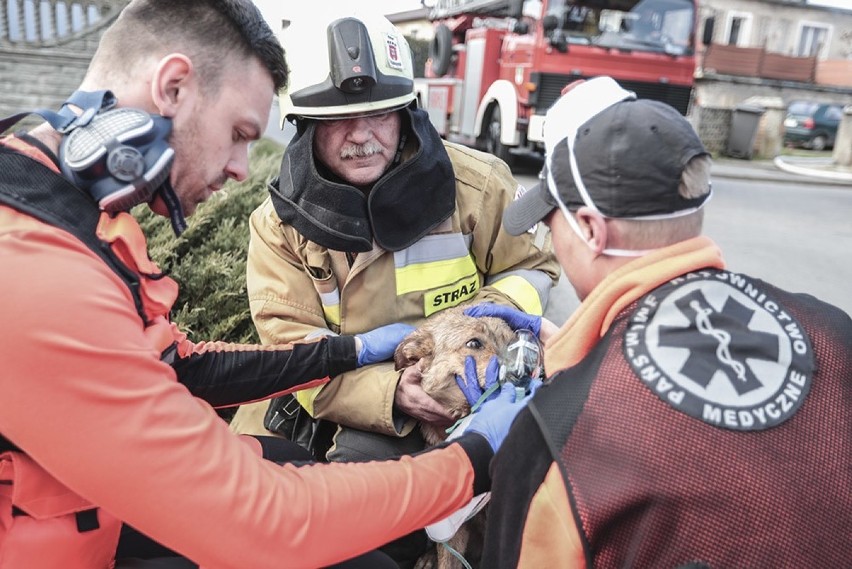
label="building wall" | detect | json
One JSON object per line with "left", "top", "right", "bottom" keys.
{"left": 388, "top": 8, "right": 434, "bottom": 40}
{"left": 696, "top": 75, "right": 852, "bottom": 109}
{"left": 692, "top": 75, "right": 852, "bottom": 156}
{"left": 394, "top": 20, "right": 434, "bottom": 41}
{"left": 692, "top": 0, "right": 852, "bottom": 156}
{"left": 699, "top": 0, "right": 852, "bottom": 60}
{"left": 0, "top": 0, "right": 127, "bottom": 119}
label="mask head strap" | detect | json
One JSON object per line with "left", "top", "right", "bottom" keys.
{"left": 0, "top": 90, "right": 116, "bottom": 135}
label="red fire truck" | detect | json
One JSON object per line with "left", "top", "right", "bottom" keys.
{"left": 414, "top": 0, "right": 700, "bottom": 164}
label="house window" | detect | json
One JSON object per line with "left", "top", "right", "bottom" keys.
{"left": 796, "top": 22, "right": 831, "bottom": 58}
{"left": 725, "top": 11, "right": 752, "bottom": 47}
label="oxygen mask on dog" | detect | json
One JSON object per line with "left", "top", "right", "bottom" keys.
{"left": 498, "top": 329, "right": 543, "bottom": 397}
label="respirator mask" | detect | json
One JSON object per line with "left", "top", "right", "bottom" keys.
{"left": 0, "top": 90, "right": 186, "bottom": 235}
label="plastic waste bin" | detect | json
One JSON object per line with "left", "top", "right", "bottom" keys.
{"left": 727, "top": 104, "right": 765, "bottom": 159}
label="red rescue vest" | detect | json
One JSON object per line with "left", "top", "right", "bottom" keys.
{"left": 534, "top": 270, "right": 852, "bottom": 567}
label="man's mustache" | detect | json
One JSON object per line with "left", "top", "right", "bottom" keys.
{"left": 340, "top": 142, "right": 384, "bottom": 159}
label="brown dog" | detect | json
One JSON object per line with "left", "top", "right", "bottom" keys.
{"left": 393, "top": 307, "right": 514, "bottom": 569}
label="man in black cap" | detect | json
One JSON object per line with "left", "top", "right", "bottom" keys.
{"left": 469, "top": 76, "right": 852, "bottom": 568}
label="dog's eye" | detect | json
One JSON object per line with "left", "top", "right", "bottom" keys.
{"left": 465, "top": 339, "right": 483, "bottom": 349}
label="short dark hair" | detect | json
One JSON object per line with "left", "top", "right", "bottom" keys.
{"left": 92, "top": 0, "right": 288, "bottom": 93}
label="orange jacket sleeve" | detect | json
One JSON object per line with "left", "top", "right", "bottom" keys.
{"left": 0, "top": 209, "right": 494, "bottom": 568}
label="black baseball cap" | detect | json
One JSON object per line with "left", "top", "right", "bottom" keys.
{"left": 504, "top": 76, "right": 711, "bottom": 236}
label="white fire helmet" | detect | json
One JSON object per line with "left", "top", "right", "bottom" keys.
{"left": 277, "top": 10, "right": 416, "bottom": 123}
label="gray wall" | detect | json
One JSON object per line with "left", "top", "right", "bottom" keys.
{"left": 0, "top": 0, "right": 126, "bottom": 119}
{"left": 696, "top": 75, "right": 852, "bottom": 110}
{"left": 692, "top": 74, "right": 852, "bottom": 157}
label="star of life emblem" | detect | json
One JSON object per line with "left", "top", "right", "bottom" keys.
{"left": 623, "top": 270, "right": 814, "bottom": 431}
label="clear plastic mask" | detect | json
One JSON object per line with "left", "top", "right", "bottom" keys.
{"left": 498, "top": 329, "right": 543, "bottom": 393}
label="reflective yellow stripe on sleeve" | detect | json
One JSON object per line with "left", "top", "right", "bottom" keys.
{"left": 294, "top": 385, "right": 323, "bottom": 416}
{"left": 320, "top": 289, "right": 341, "bottom": 326}
{"left": 489, "top": 275, "right": 543, "bottom": 315}
{"left": 394, "top": 233, "right": 479, "bottom": 317}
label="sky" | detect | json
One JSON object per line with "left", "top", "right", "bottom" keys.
{"left": 807, "top": 0, "right": 852, "bottom": 7}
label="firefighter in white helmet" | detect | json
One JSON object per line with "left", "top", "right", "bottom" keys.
{"left": 231, "top": 12, "right": 559, "bottom": 565}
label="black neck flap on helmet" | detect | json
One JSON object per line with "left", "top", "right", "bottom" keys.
{"left": 268, "top": 106, "right": 456, "bottom": 253}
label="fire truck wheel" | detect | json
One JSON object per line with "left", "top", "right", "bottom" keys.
{"left": 481, "top": 105, "right": 514, "bottom": 167}
{"left": 429, "top": 24, "right": 453, "bottom": 77}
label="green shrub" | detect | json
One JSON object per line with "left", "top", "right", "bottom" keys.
{"left": 134, "top": 138, "right": 285, "bottom": 344}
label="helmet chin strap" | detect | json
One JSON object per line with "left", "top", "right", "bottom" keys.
{"left": 390, "top": 132, "right": 407, "bottom": 168}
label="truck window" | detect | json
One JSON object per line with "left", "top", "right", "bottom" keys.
{"left": 546, "top": 0, "right": 694, "bottom": 55}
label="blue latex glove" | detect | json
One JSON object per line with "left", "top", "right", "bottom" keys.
{"left": 455, "top": 355, "right": 500, "bottom": 407}
{"left": 466, "top": 379, "right": 543, "bottom": 452}
{"left": 355, "top": 323, "right": 416, "bottom": 367}
{"left": 464, "top": 303, "right": 542, "bottom": 337}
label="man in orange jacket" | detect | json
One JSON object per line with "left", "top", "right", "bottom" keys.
{"left": 0, "top": 2, "right": 533, "bottom": 568}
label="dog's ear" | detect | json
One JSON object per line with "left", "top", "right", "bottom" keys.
{"left": 393, "top": 328, "right": 435, "bottom": 371}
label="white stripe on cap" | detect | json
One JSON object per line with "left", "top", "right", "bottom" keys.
{"left": 544, "top": 77, "right": 636, "bottom": 216}
{"left": 544, "top": 77, "right": 655, "bottom": 257}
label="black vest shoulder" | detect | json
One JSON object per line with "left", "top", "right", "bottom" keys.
{"left": 0, "top": 146, "right": 146, "bottom": 453}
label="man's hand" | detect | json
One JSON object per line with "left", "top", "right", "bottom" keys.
{"left": 394, "top": 361, "right": 455, "bottom": 425}
{"left": 464, "top": 303, "right": 542, "bottom": 335}
{"left": 467, "top": 379, "right": 543, "bottom": 452}
{"left": 464, "top": 303, "right": 558, "bottom": 343}
{"left": 455, "top": 356, "right": 500, "bottom": 407}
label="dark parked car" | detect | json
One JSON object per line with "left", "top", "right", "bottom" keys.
{"left": 783, "top": 101, "right": 844, "bottom": 151}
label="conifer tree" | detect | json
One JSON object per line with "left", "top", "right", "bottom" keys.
{"left": 135, "top": 139, "right": 285, "bottom": 344}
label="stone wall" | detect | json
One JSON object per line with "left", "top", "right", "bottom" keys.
{"left": 1, "top": 44, "right": 95, "bottom": 119}
{"left": 694, "top": 106, "right": 733, "bottom": 155}
{"left": 696, "top": 74, "right": 852, "bottom": 110}
{"left": 834, "top": 106, "right": 852, "bottom": 167}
